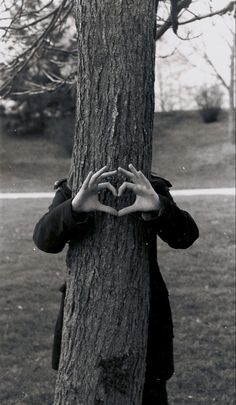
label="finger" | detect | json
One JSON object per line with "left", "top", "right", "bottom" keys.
{"left": 118, "top": 204, "right": 137, "bottom": 217}
{"left": 89, "top": 165, "right": 108, "bottom": 185}
{"left": 118, "top": 167, "right": 135, "bottom": 180}
{"left": 82, "top": 171, "right": 93, "bottom": 189}
{"left": 99, "top": 170, "right": 117, "bottom": 180}
{"left": 97, "top": 203, "right": 118, "bottom": 216}
{"left": 138, "top": 170, "right": 150, "bottom": 186}
{"left": 118, "top": 182, "right": 135, "bottom": 197}
{"left": 128, "top": 163, "right": 140, "bottom": 177}
{"left": 98, "top": 182, "right": 117, "bottom": 197}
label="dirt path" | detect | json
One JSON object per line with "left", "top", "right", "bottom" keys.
{"left": 0, "top": 188, "right": 235, "bottom": 199}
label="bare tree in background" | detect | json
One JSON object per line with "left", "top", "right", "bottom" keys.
{"left": 198, "top": 37, "right": 235, "bottom": 139}
{"left": 155, "top": 2, "right": 235, "bottom": 136}
{"left": 186, "top": 8, "right": 235, "bottom": 139}
{"left": 204, "top": 17, "right": 236, "bottom": 140}
{"left": 155, "top": 46, "right": 194, "bottom": 111}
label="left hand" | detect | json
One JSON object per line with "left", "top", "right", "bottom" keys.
{"left": 117, "top": 164, "right": 160, "bottom": 217}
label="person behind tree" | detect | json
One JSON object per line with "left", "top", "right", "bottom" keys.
{"left": 33, "top": 163, "right": 199, "bottom": 405}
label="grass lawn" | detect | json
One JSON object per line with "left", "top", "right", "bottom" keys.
{"left": 160, "top": 196, "right": 235, "bottom": 404}
{"left": 0, "top": 196, "right": 235, "bottom": 404}
{"left": 152, "top": 111, "right": 235, "bottom": 189}
{"left": 0, "top": 110, "right": 235, "bottom": 192}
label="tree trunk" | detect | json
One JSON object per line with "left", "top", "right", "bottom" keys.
{"left": 228, "top": 34, "right": 235, "bottom": 142}
{"left": 54, "top": 1, "right": 157, "bottom": 404}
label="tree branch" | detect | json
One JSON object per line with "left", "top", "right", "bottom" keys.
{"left": 156, "top": 0, "right": 192, "bottom": 40}
{"left": 170, "top": 0, "right": 179, "bottom": 33}
{"left": 179, "top": 1, "right": 236, "bottom": 26}
{"left": 8, "top": 9, "right": 56, "bottom": 31}
{"left": 202, "top": 51, "right": 230, "bottom": 90}
{"left": 156, "top": 0, "right": 235, "bottom": 40}
{"left": 0, "top": 0, "right": 71, "bottom": 97}
{"left": 10, "top": 72, "right": 76, "bottom": 96}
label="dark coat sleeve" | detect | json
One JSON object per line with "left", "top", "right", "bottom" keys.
{"left": 33, "top": 180, "right": 91, "bottom": 253}
{"left": 143, "top": 176, "right": 199, "bottom": 249}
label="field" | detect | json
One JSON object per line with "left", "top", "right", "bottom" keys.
{"left": 0, "top": 110, "right": 235, "bottom": 192}
{"left": 0, "top": 111, "right": 235, "bottom": 404}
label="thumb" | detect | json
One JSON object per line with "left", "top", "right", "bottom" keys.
{"left": 118, "top": 204, "right": 137, "bottom": 217}
{"left": 97, "top": 203, "right": 118, "bottom": 216}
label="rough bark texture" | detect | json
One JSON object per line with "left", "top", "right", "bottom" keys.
{"left": 54, "top": 1, "right": 157, "bottom": 404}
{"left": 228, "top": 35, "right": 235, "bottom": 141}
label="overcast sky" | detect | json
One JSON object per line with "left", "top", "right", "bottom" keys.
{"left": 154, "top": 1, "right": 234, "bottom": 110}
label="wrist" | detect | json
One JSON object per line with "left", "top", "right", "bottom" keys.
{"left": 71, "top": 198, "right": 85, "bottom": 213}
{"left": 149, "top": 194, "right": 161, "bottom": 211}
{"left": 71, "top": 201, "right": 89, "bottom": 222}
{"left": 142, "top": 195, "right": 160, "bottom": 220}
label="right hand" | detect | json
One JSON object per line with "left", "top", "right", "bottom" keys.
{"left": 71, "top": 166, "right": 118, "bottom": 216}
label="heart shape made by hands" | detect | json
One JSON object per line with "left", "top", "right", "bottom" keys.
{"left": 96, "top": 167, "right": 160, "bottom": 217}
{"left": 98, "top": 182, "right": 136, "bottom": 213}
{"left": 72, "top": 164, "right": 160, "bottom": 217}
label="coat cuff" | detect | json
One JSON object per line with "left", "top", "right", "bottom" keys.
{"left": 62, "top": 199, "right": 89, "bottom": 228}
{"left": 141, "top": 194, "right": 170, "bottom": 222}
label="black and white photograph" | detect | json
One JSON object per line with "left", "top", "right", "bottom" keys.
{"left": 0, "top": 1, "right": 235, "bottom": 404}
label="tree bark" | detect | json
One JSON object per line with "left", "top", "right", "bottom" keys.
{"left": 54, "top": 1, "right": 157, "bottom": 404}
{"left": 228, "top": 33, "right": 235, "bottom": 141}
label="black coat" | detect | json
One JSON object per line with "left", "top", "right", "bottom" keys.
{"left": 33, "top": 176, "right": 199, "bottom": 381}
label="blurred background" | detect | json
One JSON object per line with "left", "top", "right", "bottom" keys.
{"left": 0, "top": 1, "right": 235, "bottom": 404}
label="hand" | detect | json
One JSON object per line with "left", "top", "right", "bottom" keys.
{"left": 72, "top": 166, "right": 118, "bottom": 216}
{"left": 117, "top": 164, "right": 160, "bottom": 217}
